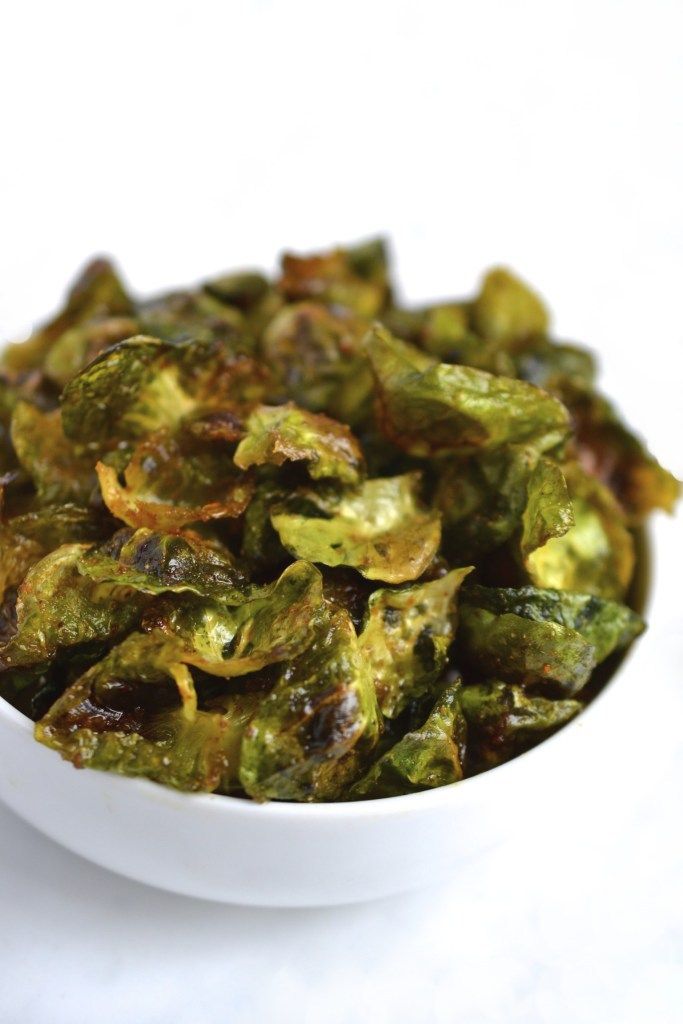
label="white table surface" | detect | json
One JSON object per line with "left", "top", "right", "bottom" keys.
{"left": 1, "top": 2, "right": 682, "bottom": 1020}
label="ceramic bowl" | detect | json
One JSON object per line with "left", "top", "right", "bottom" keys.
{"left": 0, "top": 535, "right": 649, "bottom": 907}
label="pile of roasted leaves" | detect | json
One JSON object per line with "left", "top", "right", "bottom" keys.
{"left": 0, "top": 242, "right": 678, "bottom": 801}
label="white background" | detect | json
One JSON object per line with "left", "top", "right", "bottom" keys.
{"left": 1, "top": 2, "right": 682, "bottom": 1021}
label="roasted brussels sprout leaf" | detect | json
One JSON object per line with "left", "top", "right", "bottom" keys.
{"left": 0, "top": 241, "right": 674, "bottom": 802}
{"left": 0, "top": 545, "right": 147, "bottom": 669}
{"left": 96, "top": 431, "right": 254, "bottom": 531}
{"left": 463, "top": 585, "right": 644, "bottom": 664}
{"left": 359, "top": 567, "right": 473, "bottom": 717}
{"left": 271, "top": 473, "right": 441, "bottom": 583}
{"left": 11, "top": 402, "right": 96, "bottom": 505}
{"left": 239, "top": 609, "right": 381, "bottom": 801}
{"left": 351, "top": 682, "right": 467, "bottom": 798}
{"left": 36, "top": 633, "right": 261, "bottom": 792}
{"left": 234, "top": 402, "right": 364, "bottom": 484}
{"left": 78, "top": 527, "right": 250, "bottom": 600}
{"left": 61, "top": 335, "right": 266, "bottom": 445}
{"left": 460, "top": 681, "right": 581, "bottom": 769}
{"left": 471, "top": 267, "right": 549, "bottom": 343}
{"left": 149, "top": 560, "right": 326, "bottom": 678}
{"left": 459, "top": 584, "right": 644, "bottom": 695}
{"left": 366, "top": 325, "right": 570, "bottom": 457}
{"left": 524, "top": 462, "right": 635, "bottom": 600}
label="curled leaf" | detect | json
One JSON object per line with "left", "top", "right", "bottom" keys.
{"left": 35, "top": 632, "right": 260, "bottom": 792}
{"left": 271, "top": 473, "right": 441, "bottom": 583}
{"left": 460, "top": 680, "right": 581, "bottom": 769}
{"left": 239, "top": 609, "right": 381, "bottom": 801}
{"left": 471, "top": 267, "right": 549, "bottom": 342}
{"left": 0, "top": 544, "right": 147, "bottom": 668}
{"left": 78, "top": 527, "right": 249, "bottom": 600}
{"left": 149, "top": 560, "right": 326, "bottom": 678}
{"left": 11, "top": 402, "right": 96, "bottom": 505}
{"left": 351, "top": 682, "right": 467, "bottom": 798}
{"left": 366, "top": 326, "right": 570, "bottom": 457}
{"left": 525, "top": 462, "right": 635, "bottom": 600}
{"left": 359, "top": 567, "right": 473, "bottom": 717}
{"left": 234, "top": 402, "right": 364, "bottom": 484}
{"left": 96, "top": 431, "right": 254, "bottom": 532}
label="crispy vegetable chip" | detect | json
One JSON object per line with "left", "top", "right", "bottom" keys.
{"left": 0, "top": 544, "right": 146, "bottom": 668}
{"left": 234, "top": 402, "right": 364, "bottom": 484}
{"left": 271, "top": 473, "right": 441, "bottom": 583}
{"left": 359, "top": 567, "right": 473, "bottom": 717}
{"left": 351, "top": 682, "right": 467, "bottom": 798}
{"left": 239, "top": 608, "right": 381, "bottom": 801}
{"left": 366, "top": 325, "right": 570, "bottom": 457}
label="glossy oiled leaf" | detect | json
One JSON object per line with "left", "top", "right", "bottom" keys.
{"left": 35, "top": 632, "right": 261, "bottom": 792}
{"left": 520, "top": 457, "right": 574, "bottom": 559}
{"left": 0, "top": 525, "right": 43, "bottom": 601}
{"left": 239, "top": 609, "right": 381, "bottom": 801}
{"left": 150, "top": 560, "right": 326, "bottom": 678}
{"left": 271, "top": 473, "right": 441, "bottom": 583}
{"left": 78, "top": 527, "right": 250, "bottom": 600}
{"left": 234, "top": 402, "right": 364, "bottom": 484}
{"left": 0, "top": 544, "right": 147, "bottom": 668}
{"left": 96, "top": 431, "right": 254, "bottom": 532}
{"left": 351, "top": 682, "right": 467, "bottom": 798}
{"left": 457, "top": 604, "right": 596, "bottom": 694}
{"left": 471, "top": 267, "right": 549, "bottom": 342}
{"left": 43, "top": 315, "right": 140, "bottom": 388}
{"left": 434, "top": 445, "right": 538, "bottom": 560}
{"left": 460, "top": 680, "right": 581, "bottom": 769}
{"left": 524, "top": 462, "right": 635, "bottom": 600}
{"left": 11, "top": 402, "right": 96, "bottom": 505}
{"left": 462, "top": 584, "right": 644, "bottom": 663}
{"left": 61, "top": 335, "right": 267, "bottom": 444}
{"left": 9, "top": 504, "right": 114, "bottom": 549}
{"left": 359, "top": 567, "right": 473, "bottom": 717}
{"left": 260, "top": 301, "right": 372, "bottom": 423}
{"left": 366, "top": 326, "right": 570, "bottom": 457}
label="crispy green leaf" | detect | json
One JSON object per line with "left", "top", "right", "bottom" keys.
{"left": 234, "top": 402, "right": 364, "bottom": 484}
{"left": 460, "top": 680, "right": 581, "bottom": 768}
{"left": 239, "top": 608, "right": 381, "bottom": 801}
{"left": 78, "top": 527, "right": 249, "bottom": 600}
{"left": 366, "top": 325, "right": 570, "bottom": 457}
{"left": 457, "top": 605, "right": 595, "bottom": 694}
{"left": 278, "top": 242, "right": 389, "bottom": 318}
{"left": 9, "top": 504, "right": 113, "bottom": 549}
{"left": 351, "top": 682, "right": 467, "bottom": 798}
{"left": 0, "top": 544, "right": 147, "bottom": 668}
{"left": 462, "top": 584, "right": 644, "bottom": 663}
{"left": 61, "top": 335, "right": 266, "bottom": 444}
{"left": 271, "top": 473, "right": 441, "bottom": 583}
{"left": 150, "top": 560, "right": 326, "bottom": 678}
{"left": 525, "top": 462, "right": 635, "bottom": 600}
{"left": 260, "top": 301, "right": 373, "bottom": 423}
{"left": 520, "top": 457, "right": 574, "bottom": 559}
{"left": 471, "top": 267, "right": 549, "bottom": 342}
{"left": 35, "top": 632, "right": 260, "bottom": 792}
{"left": 96, "top": 431, "right": 254, "bottom": 532}
{"left": 359, "top": 567, "right": 473, "bottom": 717}
{"left": 569, "top": 386, "right": 680, "bottom": 521}
{"left": 11, "top": 402, "right": 96, "bottom": 505}
{"left": 434, "top": 445, "right": 538, "bottom": 560}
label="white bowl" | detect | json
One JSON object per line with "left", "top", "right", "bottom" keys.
{"left": 0, "top": 569, "right": 648, "bottom": 907}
